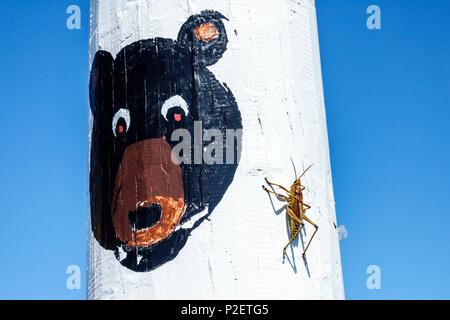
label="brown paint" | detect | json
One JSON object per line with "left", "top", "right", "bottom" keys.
{"left": 194, "top": 23, "right": 219, "bottom": 42}
{"left": 134, "top": 196, "right": 185, "bottom": 247}
{"left": 111, "top": 138, "right": 185, "bottom": 247}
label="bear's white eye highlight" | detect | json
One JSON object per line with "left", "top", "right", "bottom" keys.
{"left": 112, "top": 108, "right": 131, "bottom": 137}
{"left": 161, "top": 95, "right": 189, "bottom": 120}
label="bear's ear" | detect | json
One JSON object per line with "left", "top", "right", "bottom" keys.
{"left": 177, "top": 10, "right": 229, "bottom": 67}
{"left": 89, "top": 50, "right": 114, "bottom": 117}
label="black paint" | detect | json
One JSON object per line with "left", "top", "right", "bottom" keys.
{"left": 89, "top": 11, "right": 242, "bottom": 272}
{"left": 129, "top": 204, "right": 162, "bottom": 231}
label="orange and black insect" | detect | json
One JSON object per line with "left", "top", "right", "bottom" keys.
{"left": 262, "top": 160, "right": 318, "bottom": 261}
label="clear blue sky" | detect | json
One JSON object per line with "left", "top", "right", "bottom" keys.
{"left": 0, "top": 0, "right": 448, "bottom": 300}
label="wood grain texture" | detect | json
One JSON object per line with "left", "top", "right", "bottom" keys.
{"left": 88, "top": 0, "right": 344, "bottom": 299}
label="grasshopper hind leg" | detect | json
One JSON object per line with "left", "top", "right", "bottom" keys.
{"left": 283, "top": 223, "right": 304, "bottom": 260}
{"left": 301, "top": 215, "right": 319, "bottom": 263}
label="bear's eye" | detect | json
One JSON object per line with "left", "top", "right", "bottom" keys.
{"left": 112, "top": 108, "right": 130, "bottom": 137}
{"left": 161, "top": 95, "right": 189, "bottom": 123}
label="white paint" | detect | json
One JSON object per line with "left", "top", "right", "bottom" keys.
{"left": 112, "top": 108, "right": 130, "bottom": 136}
{"left": 338, "top": 225, "right": 348, "bottom": 241}
{"left": 88, "top": 0, "right": 344, "bottom": 299}
{"left": 160, "top": 95, "right": 190, "bottom": 120}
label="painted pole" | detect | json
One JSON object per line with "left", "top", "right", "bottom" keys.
{"left": 88, "top": 0, "right": 344, "bottom": 299}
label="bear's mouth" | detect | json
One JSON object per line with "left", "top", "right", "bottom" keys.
{"left": 125, "top": 196, "right": 185, "bottom": 247}
{"left": 111, "top": 138, "right": 185, "bottom": 248}
{"left": 129, "top": 202, "right": 162, "bottom": 231}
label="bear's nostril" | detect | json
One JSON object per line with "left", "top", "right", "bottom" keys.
{"left": 129, "top": 203, "right": 162, "bottom": 231}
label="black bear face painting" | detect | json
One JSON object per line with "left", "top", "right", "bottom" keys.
{"left": 89, "top": 11, "right": 242, "bottom": 272}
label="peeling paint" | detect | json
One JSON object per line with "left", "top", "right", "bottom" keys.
{"left": 88, "top": 0, "right": 344, "bottom": 300}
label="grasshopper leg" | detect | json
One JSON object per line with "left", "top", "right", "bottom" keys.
{"left": 264, "top": 178, "right": 291, "bottom": 194}
{"left": 301, "top": 215, "right": 319, "bottom": 262}
{"left": 286, "top": 207, "right": 302, "bottom": 224}
{"left": 265, "top": 179, "right": 303, "bottom": 202}
{"left": 262, "top": 185, "right": 289, "bottom": 200}
{"left": 283, "top": 223, "right": 305, "bottom": 260}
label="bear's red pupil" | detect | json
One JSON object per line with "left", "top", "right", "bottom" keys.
{"left": 174, "top": 113, "right": 181, "bottom": 122}
{"left": 118, "top": 125, "right": 124, "bottom": 133}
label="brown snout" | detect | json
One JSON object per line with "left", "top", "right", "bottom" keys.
{"left": 111, "top": 138, "right": 185, "bottom": 247}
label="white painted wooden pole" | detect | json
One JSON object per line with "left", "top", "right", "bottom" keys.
{"left": 88, "top": 0, "right": 344, "bottom": 299}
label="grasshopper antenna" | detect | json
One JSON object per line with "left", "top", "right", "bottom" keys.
{"left": 299, "top": 164, "right": 314, "bottom": 180}
{"left": 290, "top": 157, "right": 298, "bottom": 180}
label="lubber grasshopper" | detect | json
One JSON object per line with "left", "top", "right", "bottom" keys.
{"left": 262, "top": 161, "right": 318, "bottom": 262}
